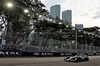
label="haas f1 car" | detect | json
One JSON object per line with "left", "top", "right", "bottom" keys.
{"left": 64, "top": 55, "right": 89, "bottom": 62}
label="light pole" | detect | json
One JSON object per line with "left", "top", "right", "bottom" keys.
{"left": 75, "top": 28, "right": 78, "bottom": 53}
{"left": 5, "top": 2, "right": 13, "bottom": 44}
{"left": 75, "top": 24, "right": 83, "bottom": 53}
{"left": 84, "top": 31, "right": 89, "bottom": 53}
{"left": 85, "top": 34, "right": 87, "bottom": 53}
{"left": 59, "top": 22, "right": 63, "bottom": 52}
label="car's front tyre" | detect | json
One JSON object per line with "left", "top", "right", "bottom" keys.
{"left": 76, "top": 58, "right": 82, "bottom": 62}
{"left": 84, "top": 57, "right": 89, "bottom": 61}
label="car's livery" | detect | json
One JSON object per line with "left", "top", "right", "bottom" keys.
{"left": 64, "top": 55, "right": 89, "bottom": 62}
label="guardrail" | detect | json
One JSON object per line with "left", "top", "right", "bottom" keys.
{"left": 0, "top": 50, "right": 100, "bottom": 57}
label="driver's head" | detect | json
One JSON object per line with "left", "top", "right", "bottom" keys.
{"left": 75, "top": 55, "right": 78, "bottom": 57}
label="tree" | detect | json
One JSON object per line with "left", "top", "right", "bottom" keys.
{"left": 0, "top": 0, "right": 47, "bottom": 44}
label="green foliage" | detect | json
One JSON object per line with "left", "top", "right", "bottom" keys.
{"left": 0, "top": 0, "right": 31, "bottom": 44}
{"left": 1, "top": 0, "right": 100, "bottom": 46}
{"left": 0, "top": 0, "right": 30, "bottom": 32}
{"left": 94, "top": 38, "right": 100, "bottom": 46}
{"left": 0, "top": 25, "right": 4, "bottom": 31}
{"left": 34, "top": 20, "right": 73, "bottom": 41}
{"left": 11, "top": 14, "right": 29, "bottom": 32}
{"left": 83, "top": 26, "right": 100, "bottom": 32}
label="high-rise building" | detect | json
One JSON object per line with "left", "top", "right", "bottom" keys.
{"left": 50, "top": 5, "right": 60, "bottom": 23}
{"left": 62, "top": 10, "right": 72, "bottom": 26}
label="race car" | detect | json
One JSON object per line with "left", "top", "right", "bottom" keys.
{"left": 64, "top": 55, "right": 89, "bottom": 62}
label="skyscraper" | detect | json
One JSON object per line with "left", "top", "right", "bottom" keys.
{"left": 62, "top": 10, "right": 72, "bottom": 26}
{"left": 50, "top": 5, "right": 60, "bottom": 23}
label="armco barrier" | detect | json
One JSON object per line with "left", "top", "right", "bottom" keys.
{"left": 0, "top": 50, "right": 22, "bottom": 57}
{"left": 87, "top": 53, "right": 96, "bottom": 56}
{"left": 96, "top": 53, "right": 100, "bottom": 55}
{"left": 22, "top": 52, "right": 77, "bottom": 57}
{"left": 0, "top": 50, "right": 75, "bottom": 57}
{"left": 0, "top": 50, "right": 100, "bottom": 57}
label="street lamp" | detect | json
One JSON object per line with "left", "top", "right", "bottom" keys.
{"left": 38, "top": 15, "right": 42, "bottom": 18}
{"left": 24, "top": 9, "right": 29, "bottom": 13}
{"left": 7, "top": 2, "right": 13, "bottom": 8}
{"left": 66, "top": 25, "right": 68, "bottom": 28}
{"left": 49, "top": 19, "right": 52, "bottom": 21}
{"left": 59, "top": 22, "right": 62, "bottom": 24}
{"left": 38, "top": 15, "right": 43, "bottom": 20}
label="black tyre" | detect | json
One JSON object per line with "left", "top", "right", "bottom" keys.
{"left": 84, "top": 58, "right": 89, "bottom": 61}
{"left": 76, "top": 58, "right": 82, "bottom": 62}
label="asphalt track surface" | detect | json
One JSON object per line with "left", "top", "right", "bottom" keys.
{"left": 0, "top": 56, "right": 100, "bottom": 66}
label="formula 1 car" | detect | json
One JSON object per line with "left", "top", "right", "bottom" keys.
{"left": 64, "top": 55, "right": 89, "bottom": 62}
